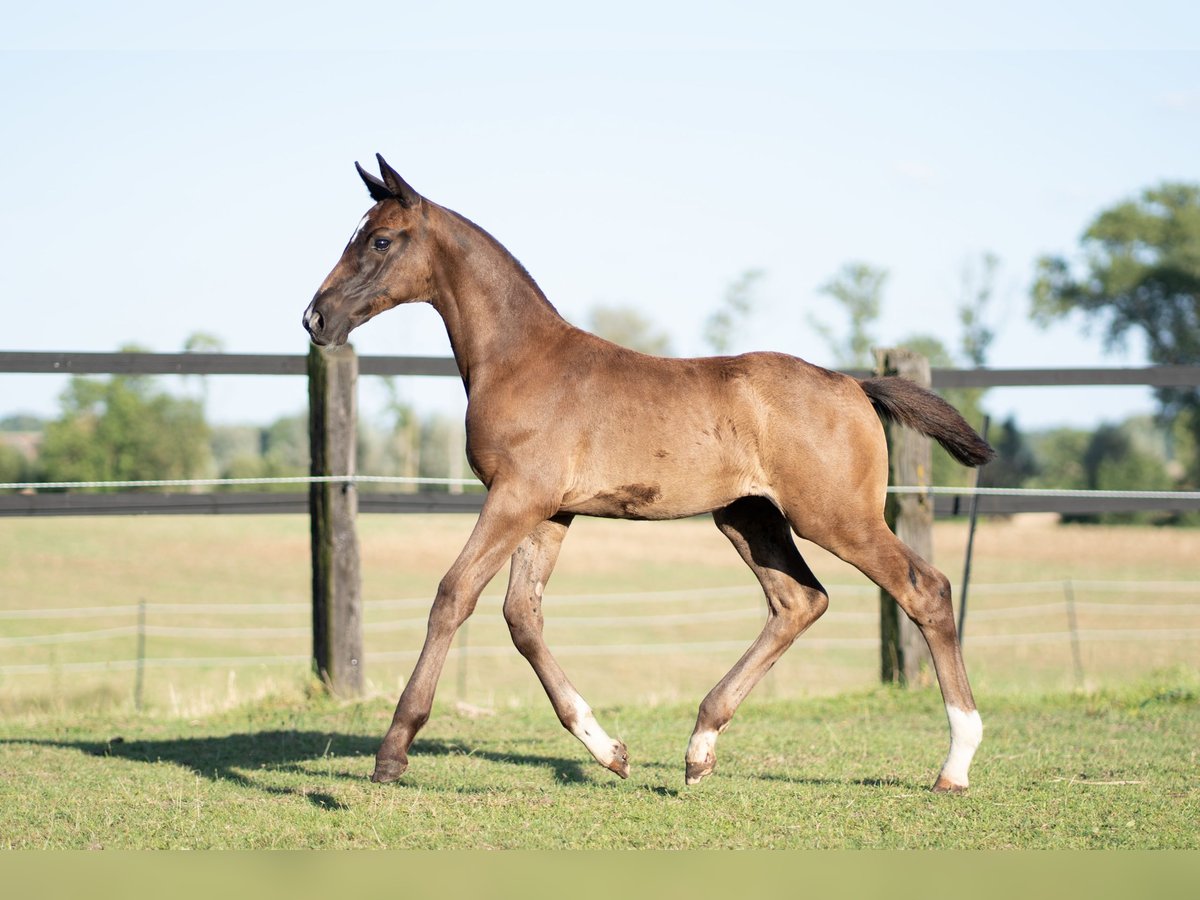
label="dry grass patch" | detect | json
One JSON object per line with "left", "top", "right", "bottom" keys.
{"left": 2, "top": 514, "right": 1196, "bottom": 713}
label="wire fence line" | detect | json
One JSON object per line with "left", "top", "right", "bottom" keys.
{"left": 4, "top": 350, "right": 1197, "bottom": 385}
{"left": 4, "top": 472, "right": 1200, "bottom": 502}
{"left": 5, "top": 629, "right": 1200, "bottom": 678}
{"left": 0, "top": 475, "right": 479, "bottom": 491}
{"left": 4, "top": 579, "right": 1198, "bottom": 622}
{"left": 3, "top": 581, "right": 1197, "bottom": 676}
{"left": 6, "top": 599, "right": 1200, "bottom": 646}
{"left": 5, "top": 476, "right": 1197, "bottom": 520}
{"left": 0, "top": 655, "right": 313, "bottom": 676}
{"left": 2, "top": 578, "right": 1197, "bottom": 623}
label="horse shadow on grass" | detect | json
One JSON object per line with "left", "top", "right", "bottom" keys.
{"left": 3, "top": 730, "right": 597, "bottom": 810}
{"left": 5, "top": 733, "right": 915, "bottom": 806}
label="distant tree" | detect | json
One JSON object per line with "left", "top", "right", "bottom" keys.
{"left": 958, "top": 251, "right": 1001, "bottom": 368}
{"left": 900, "top": 254, "right": 1037, "bottom": 492}
{"left": 0, "top": 414, "right": 45, "bottom": 432}
{"left": 210, "top": 425, "right": 262, "bottom": 477}
{"left": 1028, "top": 428, "right": 1091, "bottom": 492}
{"left": 40, "top": 356, "right": 211, "bottom": 488}
{"left": 261, "top": 414, "right": 308, "bottom": 474}
{"left": 949, "top": 251, "right": 1002, "bottom": 452}
{"left": 895, "top": 334, "right": 955, "bottom": 369}
{"left": 985, "top": 417, "right": 1040, "bottom": 489}
{"left": 378, "top": 377, "right": 421, "bottom": 490}
{"left": 1029, "top": 420, "right": 1174, "bottom": 524}
{"left": 0, "top": 443, "right": 34, "bottom": 485}
{"left": 1080, "top": 422, "right": 1174, "bottom": 523}
{"left": 218, "top": 451, "right": 272, "bottom": 488}
{"left": 419, "top": 412, "right": 467, "bottom": 492}
{"left": 182, "top": 331, "right": 226, "bottom": 405}
{"left": 1168, "top": 407, "right": 1198, "bottom": 483}
{"left": 809, "top": 262, "right": 887, "bottom": 368}
{"left": 183, "top": 332, "right": 225, "bottom": 353}
{"left": 703, "top": 269, "right": 763, "bottom": 354}
{"left": 211, "top": 414, "right": 307, "bottom": 492}
{"left": 1032, "top": 182, "right": 1200, "bottom": 483}
{"left": 587, "top": 304, "right": 673, "bottom": 356}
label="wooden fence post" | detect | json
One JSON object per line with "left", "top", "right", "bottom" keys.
{"left": 875, "top": 347, "right": 934, "bottom": 686}
{"left": 308, "top": 343, "right": 363, "bottom": 697}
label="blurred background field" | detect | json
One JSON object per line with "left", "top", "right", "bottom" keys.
{"left": 2, "top": 514, "right": 1197, "bottom": 717}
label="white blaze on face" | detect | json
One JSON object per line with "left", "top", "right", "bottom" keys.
{"left": 349, "top": 214, "right": 371, "bottom": 245}
{"left": 941, "top": 705, "right": 983, "bottom": 787}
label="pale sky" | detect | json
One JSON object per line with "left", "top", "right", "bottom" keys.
{"left": 3, "top": 3, "right": 1199, "bottom": 433}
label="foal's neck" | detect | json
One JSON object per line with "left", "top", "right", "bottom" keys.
{"left": 428, "top": 206, "right": 568, "bottom": 393}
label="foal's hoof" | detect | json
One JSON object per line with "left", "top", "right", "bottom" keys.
{"left": 370, "top": 756, "right": 409, "bottom": 784}
{"left": 931, "top": 775, "right": 968, "bottom": 794}
{"left": 684, "top": 759, "right": 714, "bottom": 786}
{"left": 605, "top": 741, "right": 630, "bottom": 779}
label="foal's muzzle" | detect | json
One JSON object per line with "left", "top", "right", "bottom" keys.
{"left": 302, "top": 301, "right": 326, "bottom": 344}
{"left": 303, "top": 288, "right": 366, "bottom": 348}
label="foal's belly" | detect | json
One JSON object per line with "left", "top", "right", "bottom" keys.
{"left": 559, "top": 456, "right": 765, "bottom": 521}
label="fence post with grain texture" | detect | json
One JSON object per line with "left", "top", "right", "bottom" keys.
{"left": 874, "top": 347, "right": 935, "bottom": 686}
{"left": 308, "top": 343, "right": 364, "bottom": 697}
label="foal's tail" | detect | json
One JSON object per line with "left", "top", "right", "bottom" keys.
{"left": 858, "top": 377, "right": 995, "bottom": 467}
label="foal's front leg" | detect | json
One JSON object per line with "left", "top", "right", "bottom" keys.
{"left": 504, "top": 515, "right": 629, "bottom": 778}
{"left": 371, "top": 486, "right": 548, "bottom": 783}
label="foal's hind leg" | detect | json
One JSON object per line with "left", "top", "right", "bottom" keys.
{"left": 827, "top": 521, "right": 982, "bottom": 792}
{"left": 685, "top": 497, "right": 829, "bottom": 785}
{"left": 503, "top": 515, "right": 629, "bottom": 778}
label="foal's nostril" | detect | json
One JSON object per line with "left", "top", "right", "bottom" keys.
{"left": 303, "top": 306, "right": 325, "bottom": 336}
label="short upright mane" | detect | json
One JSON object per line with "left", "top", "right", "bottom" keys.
{"left": 440, "top": 205, "right": 562, "bottom": 315}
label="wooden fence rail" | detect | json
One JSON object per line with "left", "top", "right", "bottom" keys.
{"left": 5, "top": 350, "right": 1197, "bottom": 386}
{"left": 4, "top": 489, "right": 1195, "bottom": 518}
{"left": 4, "top": 349, "right": 1200, "bottom": 697}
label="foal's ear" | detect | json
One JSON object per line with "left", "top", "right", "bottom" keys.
{"left": 356, "top": 161, "right": 393, "bottom": 202}
{"left": 376, "top": 154, "right": 422, "bottom": 208}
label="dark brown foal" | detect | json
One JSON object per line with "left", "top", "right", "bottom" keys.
{"left": 303, "top": 155, "right": 993, "bottom": 791}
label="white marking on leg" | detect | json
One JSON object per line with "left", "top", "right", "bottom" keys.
{"left": 940, "top": 705, "right": 983, "bottom": 787}
{"left": 570, "top": 694, "right": 618, "bottom": 766}
{"left": 686, "top": 729, "right": 718, "bottom": 768}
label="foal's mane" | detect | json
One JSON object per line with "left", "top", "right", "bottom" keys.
{"left": 438, "top": 205, "right": 563, "bottom": 316}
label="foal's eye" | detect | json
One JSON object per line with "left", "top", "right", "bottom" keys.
{"left": 372, "top": 237, "right": 392, "bottom": 252}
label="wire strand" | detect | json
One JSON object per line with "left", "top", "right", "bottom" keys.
{"left": 3, "top": 474, "right": 1199, "bottom": 501}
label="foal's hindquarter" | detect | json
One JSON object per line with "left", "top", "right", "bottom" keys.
{"left": 308, "top": 161, "right": 983, "bottom": 792}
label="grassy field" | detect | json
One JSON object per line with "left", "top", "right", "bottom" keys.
{"left": 1, "top": 513, "right": 1197, "bottom": 714}
{"left": 1, "top": 513, "right": 1197, "bottom": 849}
{"left": 1, "top": 673, "right": 1196, "bottom": 849}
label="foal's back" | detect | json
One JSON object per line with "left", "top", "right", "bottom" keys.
{"left": 478, "top": 329, "right": 889, "bottom": 526}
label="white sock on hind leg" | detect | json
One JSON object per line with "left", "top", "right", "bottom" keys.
{"left": 941, "top": 705, "right": 983, "bottom": 786}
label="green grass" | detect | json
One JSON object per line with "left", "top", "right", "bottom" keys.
{"left": 2, "top": 515, "right": 1197, "bottom": 848}
{"left": 1, "top": 671, "right": 1197, "bottom": 849}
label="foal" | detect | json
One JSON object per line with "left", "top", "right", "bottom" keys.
{"left": 303, "top": 155, "right": 993, "bottom": 791}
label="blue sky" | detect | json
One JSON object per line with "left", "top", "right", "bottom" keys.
{"left": 3, "top": 3, "right": 1199, "bottom": 431}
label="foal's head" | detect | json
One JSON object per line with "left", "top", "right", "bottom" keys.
{"left": 303, "top": 155, "right": 434, "bottom": 347}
